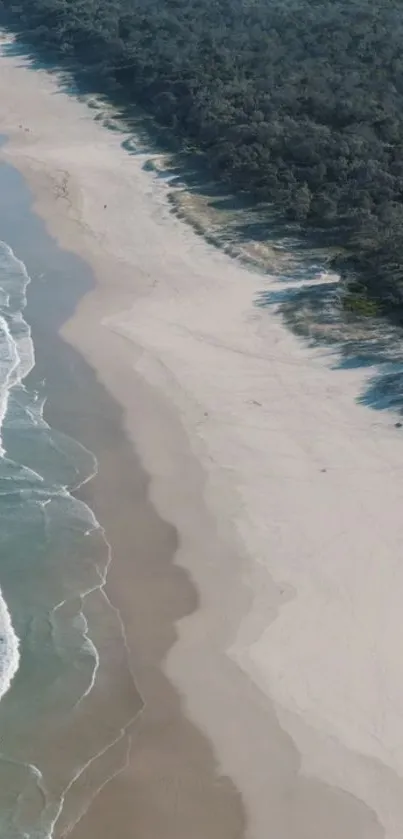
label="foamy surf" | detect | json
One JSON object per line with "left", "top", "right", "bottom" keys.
{"left": 0, "top": 585, "right": 19, "bottom": 702}
{"left": 0, "top": 232, "right": 138, "bottom": 839}
{"left": 0, "top": 241, "right": 34, "bottom": 705}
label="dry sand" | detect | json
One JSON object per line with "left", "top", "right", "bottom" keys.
{"left": 1, "top": 34, "right": 403, "bottom": 839}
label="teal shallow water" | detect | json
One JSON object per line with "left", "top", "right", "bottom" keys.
{"left": 0, "top": 156, "right": 137, "bottom": 837}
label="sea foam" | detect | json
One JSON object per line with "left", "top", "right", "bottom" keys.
{"left": 0, "top": 240, "right": 34, "bottom": 703}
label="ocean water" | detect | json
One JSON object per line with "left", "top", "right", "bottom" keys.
{"left": 0, "top": 239, "right": 134, "bottom": 837}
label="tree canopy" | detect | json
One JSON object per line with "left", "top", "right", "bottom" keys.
{"left": 3, "top": 0, "right": 403, "bottom": 318}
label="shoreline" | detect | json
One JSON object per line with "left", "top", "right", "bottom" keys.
{"left": 0, "top": 86, "right": 248, "bottom": 838}
{"left": 0, "top": 153, "right": 146, "bottom": 835}
{"left": 2, "top": 34, "right": 403, "bottom": 839}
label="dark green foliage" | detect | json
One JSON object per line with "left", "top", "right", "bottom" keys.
{"left": 3, "top": 0, "right": 403, "bottom": 318}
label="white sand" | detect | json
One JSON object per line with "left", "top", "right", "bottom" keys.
{"left": 1, "top": 34, "right": 403, "bottom": 838}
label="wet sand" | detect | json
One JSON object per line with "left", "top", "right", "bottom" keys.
{"left": 1, "top": 31, "right": 403, "bottom": 839}
{"left": 33, "top": 275, "right": 246, "bottom": 839}
{"left": 0, "top": 92, "right": 246, "bottom": 838}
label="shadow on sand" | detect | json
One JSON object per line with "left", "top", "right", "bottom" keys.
{"left": 0, "top": 33, "right": 324, "bottom": 275}
{"left": 257, "top": 276, "right": 403, "bottom": 418}
{"left": 4, "top": 33, "right": 403, "bottom": 422}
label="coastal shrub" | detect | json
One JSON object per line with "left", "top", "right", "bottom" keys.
{"left": 3, "top": 0, "right": 403, "bottom": 320}
{"left": 343, "top": 291, "right": 380, "bottom": 319}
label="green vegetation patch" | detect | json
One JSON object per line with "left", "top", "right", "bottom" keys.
{"left": 3, "top": 0, "right": 403, "bottom": 320}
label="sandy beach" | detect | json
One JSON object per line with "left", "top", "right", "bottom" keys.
{"left": 1, "top": 34, "right": 403, "bottom": 839}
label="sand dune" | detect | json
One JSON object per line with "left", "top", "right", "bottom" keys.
{"left": 1, "top": 35, "right": 403, "bottom": 838}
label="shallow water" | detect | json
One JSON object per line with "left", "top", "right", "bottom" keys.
{"left": 0, "top": 182, "right": 136, "bottom": 837}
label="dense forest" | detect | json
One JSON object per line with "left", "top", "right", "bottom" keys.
{"left": 2, "top": 0, "right": 403, "bottom": 318}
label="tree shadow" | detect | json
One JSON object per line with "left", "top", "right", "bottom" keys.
{"left": 257, "top": 272, "right": 403, "bottom": 417}
{"left": 4, "top": 29, "right": 403, "bottom": 420}
{"left": 0, "top": 26, "right": 334, "bottom": 278}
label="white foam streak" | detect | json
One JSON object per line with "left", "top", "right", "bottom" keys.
{"left": 0, "top": 239, "right": 138, "bottom": 837}
{"left": 0, "top": 241, "right": 34, "bottom": 704}
{"left": 45, "top": 514, "right": 140, "bottom": 839}
{"left": 0, "top": 588, "right": 20, "bottom": 702}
